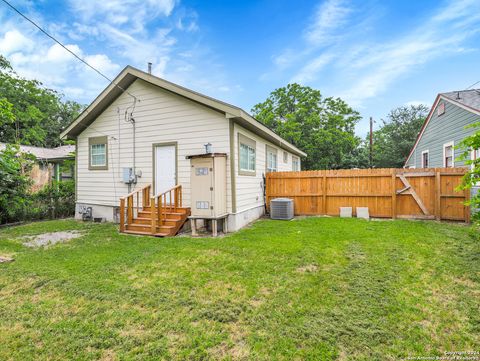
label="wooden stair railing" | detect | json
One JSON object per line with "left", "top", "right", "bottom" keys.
{"left": 119, "top": 184, "right": 152, "bottom": 232}
{"left": 120, "top": 184, "right": 187, "bottom": 236}
{"left": 151, "top": 185, "right": 183, "bottom": 233}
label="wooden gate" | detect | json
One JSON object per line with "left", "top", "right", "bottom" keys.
{"left": 266, "top": 168, "right": 470, "bottom": 222}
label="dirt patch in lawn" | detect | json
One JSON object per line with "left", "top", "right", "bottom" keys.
{"left": 23, "top": 231, "right": 82, "bottom": 248}
{"left": 0, "top": 255, "right": 14, "bottom": 263}
{"left": 296, "top": 264, "right": 318, "bottom": 273}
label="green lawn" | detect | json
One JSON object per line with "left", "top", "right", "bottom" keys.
{"left": 0, "top": 218, "right": 479, "bottom": 360}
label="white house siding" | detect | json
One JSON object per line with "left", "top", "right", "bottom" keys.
{"left": 76, "top": 79, "right": 231, "bottom": 220}
{"left": 231, "top": 123, "right": 299, "bottom": 229}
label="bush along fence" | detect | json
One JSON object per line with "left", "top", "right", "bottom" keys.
{"left": 266, "top": 168, "right": 470, "bottom": 222}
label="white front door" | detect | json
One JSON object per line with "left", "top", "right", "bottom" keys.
{"left": 155, "top": 145, "right": 176, "bottom": 202}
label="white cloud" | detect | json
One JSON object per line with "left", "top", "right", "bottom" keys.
{"left": 0, "top": 29, "right": 34, "bottom": 55}
{"left": 305, "top": 0, "right": 352, "bottom": 46}
{"left": 291, "top": 53, "right": 335, "bottom": 83}
{"left": 338, "top": 0, "right": 480, "bottom": 106}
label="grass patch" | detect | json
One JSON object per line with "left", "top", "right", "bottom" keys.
{"left": 0, "top": 218, "right": 479, "bottom": 360}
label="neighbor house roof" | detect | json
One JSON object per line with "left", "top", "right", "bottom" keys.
{"left": 0, "top": 143, "right": 74, "bottom": 160}
{"left": 60, "top": 66, "right": 307, "bottom": 157}
{"left": 404, "top": 89, "right": 480, "bottom": 166}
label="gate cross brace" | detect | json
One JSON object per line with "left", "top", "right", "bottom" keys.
{"left": 396, "top": 174, "right": 430, "bottom": 216}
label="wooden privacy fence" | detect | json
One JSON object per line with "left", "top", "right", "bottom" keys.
{"left": 266, "top": 168, "right": 470, "bottom": 222}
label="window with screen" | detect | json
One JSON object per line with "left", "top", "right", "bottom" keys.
{"left": 444, "top": 143, "right": 453, "bottom": 168}
{"left": 89, "top": 136, "right": 108, "bottom": 170}
{"left": 421, "top": 151, "right": 429, "bottom": 168}
{"left": 238, "top": 133, "right": 256, "bottom": 175}
{"left": 292, "top": 156, "right": 300, "bottom": 171}
{"left": 266, "top": 145, "right": 278, "bottom": 173}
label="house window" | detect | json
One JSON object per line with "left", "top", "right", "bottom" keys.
{"left": 443, "top": 142, "right": 454, "bottom": 168}
{"left": 238, "top": 133, "right": 256, "bottom": 176}
{"left": 472, "top": 149, "right": 480, "bottom": 170}
{"left": 437, "top": 102, "right": 445, "bottom": 116}
{"left": 292, "top": 156, "right": 300, "bottom": 171}
{"left": 89, "top": 136, "right": 108, "bottom": 170}
{"left": 421, "top": 150, "right": 429, "bottom": 168}
{"left": 283, "top": 151, "right": 288, "bottom": 163}
{"left": 266, "top": 145, "right": 278, "bottom": 173}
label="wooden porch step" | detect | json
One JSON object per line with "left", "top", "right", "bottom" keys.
{"left": 122, "top": 230, "right": 170, "bottom": 237}
{"left": 133, "top": 217, "right": 181, "bottom": 226}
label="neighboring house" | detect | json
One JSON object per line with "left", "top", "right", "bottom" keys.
{"left": 60, "top": 66, "right": 306, "bottom": 233}
{"left": 404, "top": 89, "right": 480, "bottom": 169}
{"left": 0, "top": 143, "right": 74, "bottom": 192}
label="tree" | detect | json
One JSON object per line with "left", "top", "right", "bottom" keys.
{"left": 0, "top": 144, "right": 35, "bottom": 224}
{"left": 367, "top": 105, "right": 428, "bottom": 168}
{"left": 0, "top": 55, "right": 83, "bottom": 147}
{"left": 457, "top": 123, "right": 480, "bottom": 223}
{"left": 252, "top": 83, "right": 361, "bottom": 170}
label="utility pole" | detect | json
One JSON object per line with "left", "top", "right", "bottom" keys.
{"left": 369, "top": 116, "right": 373, "bottom": 168}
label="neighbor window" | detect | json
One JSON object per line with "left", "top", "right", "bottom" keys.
{"left": 437, "top": 102, "right": 445, "bottom": 116}
{"left": 443, "top": 142, "right": 454, "bottom": 168}
{"left": 421, "top": 150, "right": 429, "bottom": 168}
{"left": 266, "top": 145, "right": 278, "bottom": 173}
{"left": 283, "top": 151, "right": 288, "bottom": 163}
{"left": 238, "top": 133, "right": 256, "bottom": 175}
{"left": 472, "top": 148, "right": 480, "bottom": 170}
{"left": 292, "top": 156, "right": 300, "bottom": 171}
{"left": 89, "top": 136, "right": 108, "bottom": 170}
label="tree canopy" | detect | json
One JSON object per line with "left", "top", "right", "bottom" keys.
{"left": 0, "top": 55, "right": 83, "bottom": 147}
{"left": 251, "top": 83, "right": 361, "bottom": 170}
{"left": 367, "top": 105, "right": 429, "bottom": 168}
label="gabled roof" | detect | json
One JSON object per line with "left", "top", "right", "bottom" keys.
{"left": 442, "top": 89, "right": 480, "bottom": 112}
{"left": 404, "top": 90, "right": 480, "bottom": 166}
{"left": 0, "top": 143, "right": 74, "bottom": 160}
{"left": 60, "top": 66, "right": 306, "bottom": 157}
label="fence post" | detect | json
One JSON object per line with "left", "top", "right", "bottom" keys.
{"left": 435, "top": 169, "right": 441, "bottom": 221}
{"left": 322, "top": 173, "right": 327, "bottom": 215}
{"left": 391, "top": 169, "right": 397, "bottom": 219}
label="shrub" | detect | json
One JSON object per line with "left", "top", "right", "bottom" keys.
{"left": 29, "top": 180, "right": 75, "bottom": 220}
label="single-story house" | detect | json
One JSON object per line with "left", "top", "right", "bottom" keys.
{"left": 404, "top": 89, "right": 480, "bottom": 169}
{"left": 60, "top": 66, "right": 306, "bottom": 235}
{"left": 0, "top": 143, "right": 74, "bottom": 192}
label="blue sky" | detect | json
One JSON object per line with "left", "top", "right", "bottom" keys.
{"left": 0, "top": 0, "right": 479, "bottom": 135}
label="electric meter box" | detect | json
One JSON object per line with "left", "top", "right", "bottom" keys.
{"left": 186, "top": 153, "right": 227, "bottom": 218}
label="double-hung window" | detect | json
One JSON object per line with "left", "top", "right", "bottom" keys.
{"left": 292, "top": 156, "right": 300, "bottom": 171}
{"left": 443, "top": 142, "right": 454, "bottom": 168}
{"left": 266, "top": 145, "right": 278, "bottom": 173}
{"left": 421, "top": 150, "right": 429, "bottom": 168}
{"left": 89, "top": 136, "right": 108, "bottom": 170}
{"left": 238, "top": 133, "right": 256, "bottom": 175}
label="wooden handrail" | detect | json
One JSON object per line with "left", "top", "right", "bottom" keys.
{"left": 119, "top": 183, "right": 183, "bottom": 234}
{"left": 119, "top": 184, "right": 152, "bottom": 231}
{"left": 152, "top": 185, "right": 183, "bottom": 230}
{"left": 120, "top": 184, "right": 151, "bottom": 200}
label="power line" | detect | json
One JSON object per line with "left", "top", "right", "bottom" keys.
{"left": 0, "top": 0, "right": 137, "bottom": 101}
{"left": 466, "top": 80, "right": 480, "bottom": 90}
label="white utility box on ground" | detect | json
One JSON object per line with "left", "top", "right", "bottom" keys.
{"left": 186, "top": 153, "right": 228, "bottom": 236}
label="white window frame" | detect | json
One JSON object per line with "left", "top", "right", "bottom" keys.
{"left": 266, "top": 145, "right": 278, "bottom": 173}
{"left": 437, "top": 102, "right": 445, "bottom": 116}
{"left": 472, "top": 149, "right": 480, "bottom": 170}
{"left": 443, "top": 141, "right": 454, "bottom": 168}
{"left": 421, "top": 150, "right": 429, "bottom": 168}
{"left": 238, "top": 133, "right": 256, "bottom": 176}
{"left": 292, "top": 156, "right": 300, "bottom": 171}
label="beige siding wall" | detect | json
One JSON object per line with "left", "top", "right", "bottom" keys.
{"left": 77, "top": 79, "right": 231, "bottom": 209}
{"left": 233, "top": 123, "right": 300, "bottom": 213}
